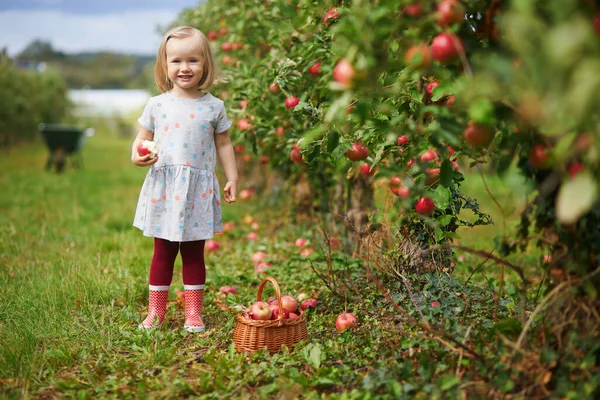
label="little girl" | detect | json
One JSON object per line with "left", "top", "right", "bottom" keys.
{"left": 131, "top": 26, "right": 238, "bottom": 332}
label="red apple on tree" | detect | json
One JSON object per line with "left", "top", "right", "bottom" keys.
{"left": 463, "top": 122, "right": 494, "bottom": 148}
{"left": 295, "top": 238, "right": 307, "bottom": 247}
{"left": 250, "top": 301, "right": 273, "bottom": 320}
{"left": 237, "top": 118, "right": 252, "bottom": 131}
{"left": 308, "top": 60, "right": 322, "bottom": 76}
{"left": 285, "top": 96, "right": 300, "bottom": 109}
{"left": 221, "top": 42, "right": 232, "bottom": 52}
{"left": 397, "top": 135, "right": 410, "bottom": 145}
{"left": 436, "top": 0, "right": 465, "bottom": 27}
{"left": 403, "top": 4, "right": 423, "bottom": 17}
{"left": 404, "top": 44, "right": 432, "bottom": 70}
{"left": 207, "top": 30, "right": 218, "bottom": 40}
{"left": 219, "top": 27, "right": 228, "bottom": 36}
{"left": 346, "top": 142, "right": 369, "bottom": 161}
{"left": 290, "top": 144, "right": 303, "bottom": 164}
{"left": 390, "top": 176, "right": 410, "bottom": 199}
{"left": 336, "top": 312, "right": 358, "bottom": 331}
{"left": 431, "top": 33, "right": 464, "bottom": 64}
{"left": 420, "top": 149, "right": 438, "bottom": 162}
{"left": 323, "top": 7, "right": 340, "bottom": 26}
{"left": 426, "top": 81, "right": 440, "bottom": 97}
{"left": 415, "top": 196, "right": 436, "bottom": 215}
{"left": 360, "top": 163, "right": 376, "bottom": 176}
{"left": 529, "top": 144, "right": 552, "bottom": 169}
{"left": 269, "top": 84, "right": 280, "bottom": 93}
{"left": 333, "top": 59, "right": 355, "bottom": 88}
{"left": 568, "top": 162, "right": 584, "bottom": 178}
{"left": 276, "top": 126, "right": 284, "bottom": 137}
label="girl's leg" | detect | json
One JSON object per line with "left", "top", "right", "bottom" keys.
{"left": 180, "top": 240, "right": 206, "bottom": 332}
{"left": 139, "top": 238, "right": 180, "bottom": 329}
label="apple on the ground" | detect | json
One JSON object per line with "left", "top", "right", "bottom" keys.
{"left": 336, "top": 312, "right": 358, "bottom": 331}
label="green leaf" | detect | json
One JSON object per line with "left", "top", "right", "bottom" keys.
{"left": 438, "top": 374, "right": 460, "bottom": 391}
{"left": 327, "top": 131, "right": 339, "bottom": 154}
{"left": 309, "top": 344, "right": 322, "bottom": 369}
{"left": 432, "top": 186, "right": 451, "bottom": 210}
{"left": 440, "top": 159, "right": 453, "bottom": 188}
{"left": 467, "top": 98, "right": 495, "bottom": 125}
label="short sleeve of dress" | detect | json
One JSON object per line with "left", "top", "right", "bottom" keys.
{"left": 137, "top": 98, "right": 155, "bottom": 132}
{"left": 215, "top": 103, "right": 232, "bottom": 134}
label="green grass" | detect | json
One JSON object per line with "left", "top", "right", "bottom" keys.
{"left": 0, "top": 127, "right": 547, "bottom": 399}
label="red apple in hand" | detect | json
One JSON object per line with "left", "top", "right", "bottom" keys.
{"left": 568, "top": 162, "right": 584, "bottom": 178}
{"left": 250, "top": 301, "right": 273, "bottom": 320}
{"left": 431, "top": 33, "right": 464, "bottom": 64}
{"left": 137, "top": 140, "right": 158, "bottom": 158}
{"left": 415, "top": 196, "right": 436, "bottom": 215}
{"left": 336, "top": 312, "right": 358, "bottom": 331}
{"left": 346, "top": 142, "right": 369, "bottom": 161}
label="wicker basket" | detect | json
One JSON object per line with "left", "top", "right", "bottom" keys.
{"left": 233, "top": 276, "right": 308, "bottom": 354}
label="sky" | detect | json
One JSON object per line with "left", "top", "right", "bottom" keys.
{"left": 0, "top": 0, "right": 203, "bottom": 56}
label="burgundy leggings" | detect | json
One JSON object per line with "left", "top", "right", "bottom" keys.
{"left": 149, "top": 238, "right": 206, "bottom": 286}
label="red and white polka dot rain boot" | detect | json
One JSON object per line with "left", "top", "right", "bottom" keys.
{"left": 183, "top": 285, "right": 205, "bottom": 333}
{"left": 138, "top": 285, "right": 169, "bottom": 330}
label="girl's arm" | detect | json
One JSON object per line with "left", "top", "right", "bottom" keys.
{"left": 215, "top": 130, "right": 238, "bottom": 203}
{"left": 131, "top": 126, "right": 158, "bottom": 167}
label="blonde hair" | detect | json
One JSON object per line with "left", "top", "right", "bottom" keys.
{"left": 154, "top": 26, "right": 224, "bottom": 93}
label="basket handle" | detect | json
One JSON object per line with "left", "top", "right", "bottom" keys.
{"left": 257, "top": 276, "right": 285, "bottom": 324}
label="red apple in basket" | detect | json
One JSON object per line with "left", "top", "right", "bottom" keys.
{"left": 289, "top": 312, "right": 299, "bottom": 319}
{"left": 336, "top": 312, "right": 358, "bottom": 331}
{"left": 271, "top": 306, "right": 290, "bottom": 320}
{"left": 137, "top": 140, "right": 158, "bottom": 158}
{"left": 280, "top": 295, "right": 298, "bottom": 313}
{"left": 250, "top": 301, "right": 272, "bottom": 320}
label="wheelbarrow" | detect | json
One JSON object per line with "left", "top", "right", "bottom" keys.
{"left": 39, "top": 123, "right": 94, "bottom": 173}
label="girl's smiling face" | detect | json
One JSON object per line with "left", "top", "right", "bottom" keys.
{"left": 166, "top": 36, "right": 205, "bottom": 97}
